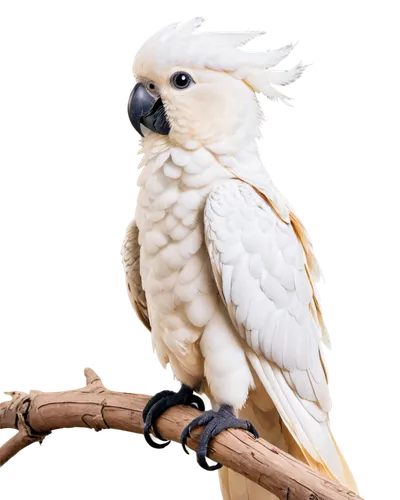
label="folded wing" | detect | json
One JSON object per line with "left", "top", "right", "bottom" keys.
{"left": 204, "top": 180, "right": 356, "bottom": 491}
{"left": 121, "top": 219, "right": 150, "bottom": 331}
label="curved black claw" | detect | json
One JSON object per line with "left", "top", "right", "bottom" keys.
{"left": 143, "top": 385, "right": 205, "bottom": 449}
{"left": 180, "top": 404, "right": 259, "bottom": 471}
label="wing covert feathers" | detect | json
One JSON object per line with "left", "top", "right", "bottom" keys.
{"left": 204, "top": 180, "right": 357, "bottom": 493}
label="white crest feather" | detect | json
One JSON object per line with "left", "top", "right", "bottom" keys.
{"left": 266, "top": 62, "right": 308, "bottom": 86}
{"left": 246, "top": 62, "right": 308, "bottom": 103}
{"left": 230, "top": 43, "right": 296, "bottom": 77}
{"left": 134, "top": 18, "right": 307, "bottom": 102}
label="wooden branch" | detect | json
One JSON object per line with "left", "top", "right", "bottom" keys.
{"left": 0, "top": 369, "right": 363, "bottom": 500}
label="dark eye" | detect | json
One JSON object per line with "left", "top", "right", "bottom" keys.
{"left": 171, "top": 72, "right": 193, "bottom": 90}
{"left": 146, "top": 81, "right": 158, "bottom": 94}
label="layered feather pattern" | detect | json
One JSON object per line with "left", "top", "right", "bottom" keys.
{"left": 204, "top": 180, "right": 356, "bottom": 490}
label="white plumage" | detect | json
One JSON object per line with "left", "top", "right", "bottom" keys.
{"left": 122, "top": 18, "right": 357, "bottom": 499}
{"left": 205, "top": 181, "right": 338, "bottom": 463}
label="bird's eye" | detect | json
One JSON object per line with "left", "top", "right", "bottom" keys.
{"left": 171, "top": 72, "right": 194, "bottom": 90}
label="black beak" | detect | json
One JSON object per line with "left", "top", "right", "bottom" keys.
{"left": 127, "top": 83, "right": 170, "bottom": 137}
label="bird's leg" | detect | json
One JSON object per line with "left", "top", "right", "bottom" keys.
{"left": 180, "top": 404, "right": 259, "bottom": 471}
{"left": 143, "top": 384, "right": 205, "bottom": 449}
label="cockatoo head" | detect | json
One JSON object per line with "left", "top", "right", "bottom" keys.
{"left": 128, "top": 18, "right": 305, "bottom": 150}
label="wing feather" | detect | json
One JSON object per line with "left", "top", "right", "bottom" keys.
{"left": 121, "top": 219, "right": 150, "bottom": 331}
{"left": 204, "top": 180, "right": 356, "bottom": 490}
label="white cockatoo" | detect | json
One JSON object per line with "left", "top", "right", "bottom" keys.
{"left": 122, "top": 18, "right": 357, "bottom": 499}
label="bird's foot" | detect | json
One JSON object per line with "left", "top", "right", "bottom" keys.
{"left": 143, "top": 384, "right": 205, "bottom": 449}
{"left": 180, "top": 404, "right": 259, "bottom": 471}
